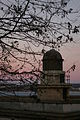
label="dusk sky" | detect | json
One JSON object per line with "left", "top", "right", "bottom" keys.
{"left": 60, "top": 41, "right": 80, "bottom": 83}
{"left": 60, "top": 0, "right": 80, "bottom": 83}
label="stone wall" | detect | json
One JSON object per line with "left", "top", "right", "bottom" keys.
{"left": 0, "top": 101, "right": 80, "bottom": 113}
{"left": 0, "top": 102, "right": 80, "bottom": 120}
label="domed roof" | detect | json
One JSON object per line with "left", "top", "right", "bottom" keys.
{"left": 43, "top": 49, "right": 62, "bottom": 60}
{"left": 43, "top": 49, "right": 63, "bottom": 70}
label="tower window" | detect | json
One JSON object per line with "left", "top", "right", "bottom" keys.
{"left": 60, "top": 74, "right": 64, "bottom": 83}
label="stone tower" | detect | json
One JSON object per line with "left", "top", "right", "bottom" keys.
{"left": 38, "top": 49, "right": 71, "bottom": 102}
{"left": 42, "top": 49, "right": 65, "bottom": 85}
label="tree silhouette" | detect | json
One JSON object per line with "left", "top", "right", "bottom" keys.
{"left": 0, "top": 0, "right": 79, "bottom": 81}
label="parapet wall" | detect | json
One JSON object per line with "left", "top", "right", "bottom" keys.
{"left": 0, "top": 95, "right": 80, "bottom": 120}
{"left": 0, "top": 101, "right": 80, "bottom": 113}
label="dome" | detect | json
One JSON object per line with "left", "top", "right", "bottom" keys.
{"left": 43, "top": 49, "right": 62, "bottom": 60}
{"left": 43, "top": 49, "right": 63, "bottom": 70}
